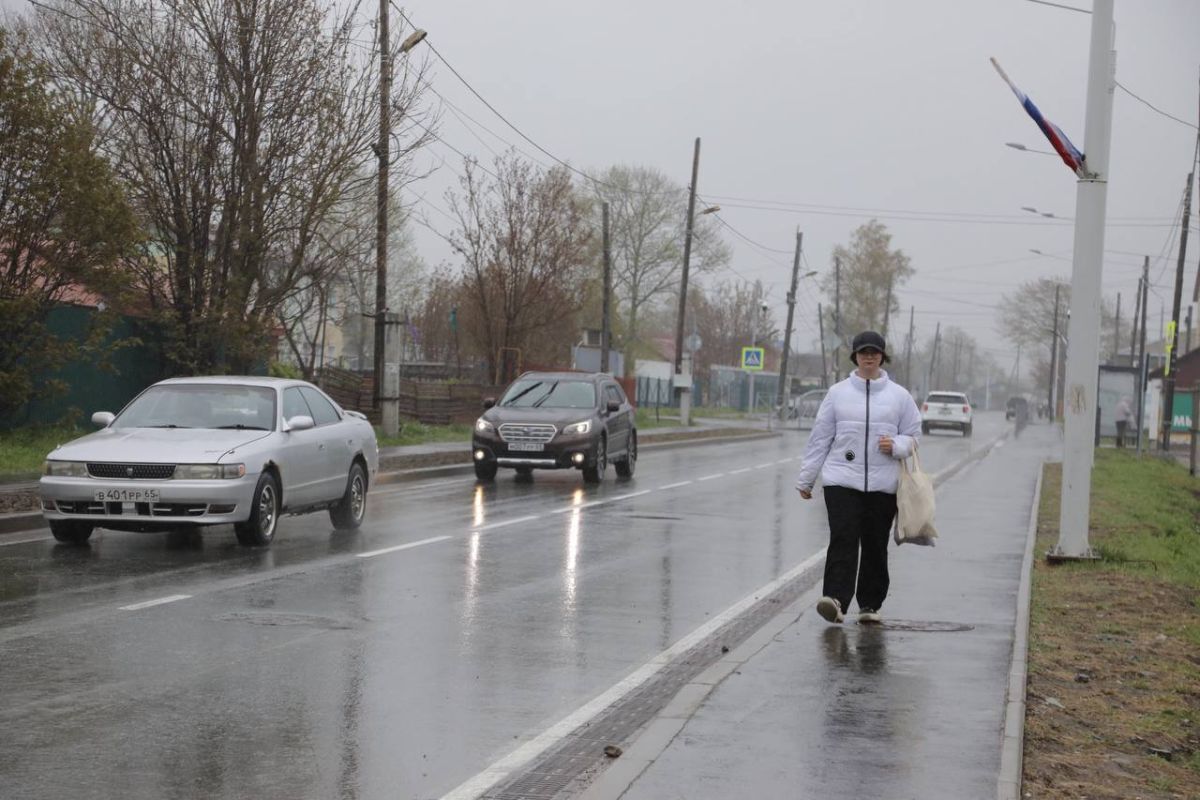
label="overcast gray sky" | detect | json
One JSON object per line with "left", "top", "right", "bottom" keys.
{"left": 6, "top": 0, "right": 1199, "bottom": 372}
{"left": 389, "top": 0, "right": 1199, "bottom": 370}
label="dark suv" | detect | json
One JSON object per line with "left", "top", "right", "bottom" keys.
{"left": 471, "top": 371, "right": 637, "bottom": 483}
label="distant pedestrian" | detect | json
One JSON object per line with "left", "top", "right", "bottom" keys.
{"left": 1114, "top": 395, "right": 1133, "bottom": 448}
{"left": 796, "top": 331, "right": 922, "bottom": 625}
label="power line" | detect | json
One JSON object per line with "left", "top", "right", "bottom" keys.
{"left": 1115, "top": 81, "right": 1199, "bottom": 131}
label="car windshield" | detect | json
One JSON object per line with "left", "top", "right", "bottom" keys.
{"left": 499, "top": 379, "right": 596, "bottom": 409}
{"left": 114, "top": 384, "right": 277, "bottom": 431}
{"left": 926, "top": 393, "right": 966, "bottom": 404}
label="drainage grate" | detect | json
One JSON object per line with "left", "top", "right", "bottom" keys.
{"left": 481, "top": 568, "right": 823, "bottom": 800}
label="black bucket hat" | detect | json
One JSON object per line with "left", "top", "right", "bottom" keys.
{"left": 850, "top": 330, "right": 890, "bottom": 364}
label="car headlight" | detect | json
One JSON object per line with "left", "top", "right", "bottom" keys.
{"left": 475, "top": 418, "right": 494, "bottom": 433}
{"left": 175, "top": 463, "right": 246, "bottom": 480}
{"left": 43, "top": 461, "right": 88, "bottom": 477}
{"left": 562, "top": 420, "right": 591, "bottom": 436}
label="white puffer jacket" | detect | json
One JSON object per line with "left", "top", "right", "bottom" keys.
{"left": 796, "top": 369, "right": 921, "bottom": 495}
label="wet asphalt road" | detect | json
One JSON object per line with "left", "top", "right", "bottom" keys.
{"left": 0, "top": 414, "right": 1008, "bottom": 800}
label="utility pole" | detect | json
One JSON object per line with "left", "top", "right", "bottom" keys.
{"left": 904, "top": 306, "right": 915, "bottom": 390}
{"left": 673, "top": 138, "right": 701, "bottom": 426}
{"left": 1161, "top": 170, "right": 1193, "bottom": 451}
{"left": 818, "top": 302, "right": 828, "bottom": 389}
{"left": 1130, "top": 276, "right": 1141, "bottom": 359}
{"left": 601, "top": 202, "right": 612, "bottom": 373}
{"left": 882, "top": 274, "right": 894, "bottom": 337}
{"left": 833, "top": 257, "right": 842, "bottom": 371}
{"left": 1049, "top": 285, "right": 1060, "bottom": 418}
{"left": 1112, "top": 291, "right": 1121, "bottom": 363}
{"left": 1186, "top": 305, "right": 1194, "bottom": 355}
{"left": 777, "top": 230, "right": 803, "bottom": 418}
{"left": 926, "top": 322, "right": 941, "bottom": 392}
{"left": 1052, "top": 0, "right": 1114, "bottom": 561}
{"left": 372, "top": 0, "right": 392, "bottom": 416}
{"left": 1137, "top": 256, "right": 1150, "bottom": 454}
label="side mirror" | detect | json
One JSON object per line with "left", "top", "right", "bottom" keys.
{"left": 606, "top": 400, "right": 621, "bottom": 414}
{"left": 285, "top": 415, "right": 315, "bottom": 432}
{"left": 92, "top": 411, "right": 115, "bottom": 428}
{"left": 482, "top": 397, "right": 496, "bottom": 410}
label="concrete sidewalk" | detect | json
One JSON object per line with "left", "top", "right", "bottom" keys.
{"left": 579, "top": 424, "right": 1062, "bottom": 800}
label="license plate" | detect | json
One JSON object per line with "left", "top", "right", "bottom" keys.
{"left": 509, "top": 442, "right": 544, "bottom": 452}
{"left": 939, "top": 408, "right": 952, "bottom": 415}
{"left": 95, "top": 488, "right": 161, "bottom": 503}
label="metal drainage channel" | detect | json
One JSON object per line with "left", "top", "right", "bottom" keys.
{"left": 480, "top": 566, "right": 825, "bottom": 800}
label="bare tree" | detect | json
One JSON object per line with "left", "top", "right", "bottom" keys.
{"left": 32, "top": 0, "right": 435, "bottom": 374}
{"left": 447, "top": 153, "right": 595, "bottom": 382}
{"left": 589, "top": 165, "right": 730, "bottom": 375}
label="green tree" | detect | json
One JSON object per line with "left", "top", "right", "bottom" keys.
{"left": 821, "top": 220, "right": 913, "bottom": 347}
{"left": 0, "top": 31, "right": 139, "bottom": 423}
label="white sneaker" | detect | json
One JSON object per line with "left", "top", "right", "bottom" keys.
{"left": 816, "top": 596, "right": 844, "bottom": 624}
{"left": 858, "top": 608, "right": 882, "bottom": 625}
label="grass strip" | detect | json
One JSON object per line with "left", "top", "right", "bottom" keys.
{"left": 1023, "top": 449, "right": 1200, "bottom": 798}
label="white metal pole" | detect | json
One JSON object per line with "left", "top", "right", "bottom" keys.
{"left": 1053, "top": 0, "right": 1115, "bottom": 560}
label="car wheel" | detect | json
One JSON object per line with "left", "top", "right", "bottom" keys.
{"left": 614, "top": 430, "right": 637, "bottom": 479}
{"left": 921, "top": 422, "right": 930, "bottom": 435}
{"left": 235, "top": 471, "right": 280, "bottom": 547}
{"left": 329, "top": 462, "right": 368, "bottom": 531}
{"left": 582, "top": 436, "right": 607, "bottom": 484}
{"left": 964, "top": 423, "right": 973, "bottom": 437}
{"left": 49, "top": 520, "right": 94, "bottom": 545}
{"left": 474, "top": 460, "right": 497, "bottom": 481}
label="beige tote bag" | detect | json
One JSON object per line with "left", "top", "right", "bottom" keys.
{"left": 894, "top": 446, "right": 937, "bottom": 546}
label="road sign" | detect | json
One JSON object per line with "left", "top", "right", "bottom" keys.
{"left": 741, "top": 347, "right": 765, "bottom": 371}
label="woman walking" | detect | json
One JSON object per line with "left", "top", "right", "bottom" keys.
{"left": 796, "top": 331, "right": 922, "bottom": 624}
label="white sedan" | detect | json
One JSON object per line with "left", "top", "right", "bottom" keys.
{"left": 39, "top": 376, "right": 379, "bottom": 546}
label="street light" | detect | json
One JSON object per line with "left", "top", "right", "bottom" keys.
{"left": 1006, "top": 141, "right": 1057, "bottom": 156}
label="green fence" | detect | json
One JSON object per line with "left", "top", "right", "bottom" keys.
{"left": 6, "top": 305, "right": 169, "bottom": 428}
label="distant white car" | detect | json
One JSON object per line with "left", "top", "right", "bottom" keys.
{"left": 921, "top": 391, "right": 973, "bottom": 437}
{"left": 39, "top": 376, "right": 379, "bottom": 547}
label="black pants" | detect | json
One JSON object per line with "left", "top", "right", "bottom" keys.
{"left": 822, "top": 485, "right": 898, "bottom": 613}
{"left": 1115, "top": 420, "right": 1128, "bottom": 447}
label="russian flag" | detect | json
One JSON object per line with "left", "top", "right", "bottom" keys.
{"left": 991, "top": 58, "right": 1088, "bottom": 179}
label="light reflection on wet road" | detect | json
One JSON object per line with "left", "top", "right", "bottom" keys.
{"left": 0, "top": 414, "right": 1008, "bottom": 800}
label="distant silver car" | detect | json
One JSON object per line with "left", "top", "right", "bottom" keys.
{"left": 39, "top": 376, "right": 379, "bottom": 546}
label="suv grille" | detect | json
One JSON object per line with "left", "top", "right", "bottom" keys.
{"left": 498, "top": 423, "right": 557, "bottom": 444}
{"left": 87, "top": 463, "right": 177, "bottom": 480}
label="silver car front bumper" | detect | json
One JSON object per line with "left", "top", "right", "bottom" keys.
{"left": 39, "top": 474, "right": 260, "bottom": 526}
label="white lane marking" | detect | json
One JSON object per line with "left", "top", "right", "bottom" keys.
{"left": 0, "top": 535, "right": 52, "bottom": 547}
{"left": 754, "top": 462, "right": 774, "bottom": 469}
{"left": 476, "top": 515, "right": 542, "bottom": 532}
{"left": 659, "top": 480, "right": 693, "bottom": 490}
{"left": 696, "top": 473, "right": 725, "bottom": 481}
{"left": 551, "top": 489, "right": 651, "bottom": 514}
{"left": 356, "top": 535, "right": 451, "bottom": 559}
{"left": 728, "top": 467, "right": 752, "bottom": 475}
{"left": 439, "top": 547, "right": 827, "bottom": 800}
{"left": 120, "top": 594, "right": 192, "bottom": 611}
{"left": 776, "top": 458, "right": 793, "bottom": 465}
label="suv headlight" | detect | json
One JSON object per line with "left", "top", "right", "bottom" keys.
{"left": 175, "top": 463, "right": 246, "bottom": 480}
{"left": 43, "top": 461, "right": 88, "bottom": 477}
{"left": 475, "top": 418, "right": 494, "bottom": 433}
{"left": 562, "top": 420, "right": 591, "bottom": 436}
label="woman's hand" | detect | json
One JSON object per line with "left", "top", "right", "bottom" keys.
{"left": 798, "top": 488, "right": 812, "bottom": 500}
{"left": 878, "top": 435, "right": 894, "bottom": 456}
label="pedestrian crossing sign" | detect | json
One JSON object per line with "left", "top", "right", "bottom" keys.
{"left": 741, "top": 347, "right": 765, "bottom": 371}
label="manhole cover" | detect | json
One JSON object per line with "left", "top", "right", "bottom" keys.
{"left": 216, "top": 612, "right": 356, "bottom": 630}
{"left": 876, "top": 619, "right": 974, "bottom": 632}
